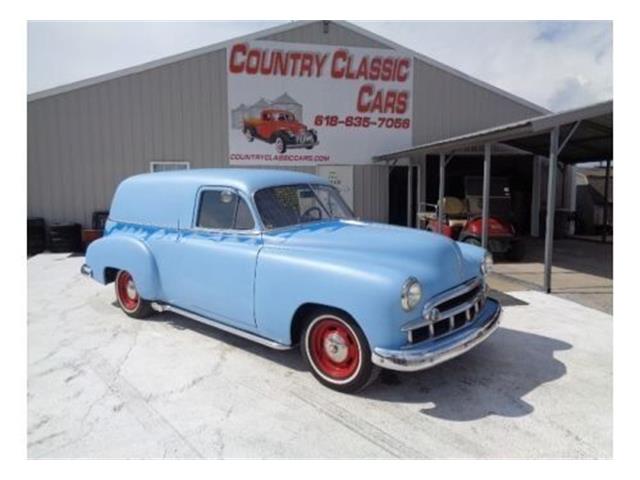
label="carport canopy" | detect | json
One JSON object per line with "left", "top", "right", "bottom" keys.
{"left": 374, "top": 99, "right": 613, "bottom": 293}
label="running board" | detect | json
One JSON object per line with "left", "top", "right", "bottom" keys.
{"left": 151, "top": 302, "right": 292, "bottom": 351}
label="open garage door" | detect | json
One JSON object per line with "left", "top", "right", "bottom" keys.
{"left": 388, "top": 165, "right": 418, "bottom": 227}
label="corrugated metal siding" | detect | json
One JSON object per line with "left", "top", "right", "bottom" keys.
{"left": 353, "top": 165, "right": 389, "bottom": 222}
{"left": 412, "top": 59, "right": 542, "bottom": 145}
{"left": 28, "top": 49, "right": 229, "bottom": 226}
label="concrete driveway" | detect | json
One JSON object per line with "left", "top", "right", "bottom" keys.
{"left": 492, "top": 237, "right": 613, "bottom": 314}
{"left": 27, "top": 253, "right": 612, "bottom": 458}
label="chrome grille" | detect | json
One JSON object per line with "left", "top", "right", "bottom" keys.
{"left": 407, "top": 278, "right": 486, "bottom": 344}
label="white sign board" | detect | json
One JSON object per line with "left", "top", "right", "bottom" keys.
{"left": 316, "top": 165, "right": 354, "bottom": 210}
{"left": 227, "top": 41, "right": 413, "bottom": 166}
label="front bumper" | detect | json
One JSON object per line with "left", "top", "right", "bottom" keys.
{"left": 371, "top": 297, "right": 501, "bottom": 372}
{"left": 285, "top": 130, "right": 319, "bottom": 149}
{"left": 285, "top": 138, "right": 319, "bottom": 149}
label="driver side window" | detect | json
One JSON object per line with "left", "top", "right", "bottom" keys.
{"left": 254, "top": 184, "right": 326, "bottom": 229}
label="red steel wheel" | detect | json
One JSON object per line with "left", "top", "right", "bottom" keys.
{"left": 302, "top": 311, "right": 379, "bottom": 392}
{"left": 114, "top": 270, "right": 153, "bottom": 318}
{"left": 308, "top": 316, "right": 361, "bottom": 382}
{"left": 116, "top": 270, "right": 140, "bottom": 312}
{"left": 115, "top": 270, "right": 153, "bottom": 318}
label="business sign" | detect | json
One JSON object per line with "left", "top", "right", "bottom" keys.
{"left": 227, "top": 41, "right": 413, "bottom": 166}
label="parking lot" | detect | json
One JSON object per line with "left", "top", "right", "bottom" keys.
{"left": 28, "top": 253, "right": 612, "bottom": 458}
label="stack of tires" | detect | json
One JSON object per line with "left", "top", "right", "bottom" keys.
{"left": 48, "top": 223, "right": 82, "bottom": 253}
{"left": 27, "top": 218, "right": 47, "bottom": 256}
{"left": 28, "top": 211, "right": 108, "bottom": 255}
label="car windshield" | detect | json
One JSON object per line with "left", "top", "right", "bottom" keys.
{"left": 254, "top": 183, "right": 354, "bottom": 230}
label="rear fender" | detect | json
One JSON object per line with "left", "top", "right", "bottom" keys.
{"left": 85, "top": 235, "right": 162, "bottom": 299}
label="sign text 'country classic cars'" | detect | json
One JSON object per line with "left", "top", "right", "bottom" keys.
{"left": 227, "top": 41, "right": 413, "bottom": 166}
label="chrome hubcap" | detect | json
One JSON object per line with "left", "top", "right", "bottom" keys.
{"left": 126, "top": 280, "right": 137, "bottom": 299}
{"left": 323, "top": 332, "right": 348, "bottom": 363}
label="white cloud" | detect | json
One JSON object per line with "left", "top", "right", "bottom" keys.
{"left": 28, "top": 21, "right": 612, "bottom": 111}
{"left": 27, "top": 21, "right": 286, "bottom": 93}
{"left": 354, "top": 21, "right": 612, "bottom": 111}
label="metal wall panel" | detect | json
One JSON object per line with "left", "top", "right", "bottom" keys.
{"left": 412, "top": 59, "right": 542, "bottom": 145}
{"left": 28, "top": 49, "right": 229, "bottom": 226}
{"left": 353, "top": 165, "right": 389, "bottom": 222}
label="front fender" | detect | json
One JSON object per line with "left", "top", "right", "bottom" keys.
{"left": 254, "top": 247, "right": 410, "bottom": 348}
{"left": 85, "top": 235, "right": 162, "bottom": 300}
{"left": 457, "top": 241, "right": 486, "bottom": 278}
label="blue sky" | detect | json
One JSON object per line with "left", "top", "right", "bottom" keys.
{"left": 27, "top": 21, "right": 612, "bottom": 111}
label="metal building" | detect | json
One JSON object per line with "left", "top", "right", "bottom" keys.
{"left": 28, "top": 20, "right": 548, "bottom": 228}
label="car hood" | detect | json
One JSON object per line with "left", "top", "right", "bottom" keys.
{"left": 263, "top": 220, "right": 481, "bottom": 294}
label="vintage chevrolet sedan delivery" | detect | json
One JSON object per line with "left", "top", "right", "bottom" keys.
{"left": 82, "top": 169, "right": 501, "bottom": 392}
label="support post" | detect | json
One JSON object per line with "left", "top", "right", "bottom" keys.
{"left": 530, "top": 156, "right": 542, "bottom": 237}
{"left": 438, "top": 153, "right": 445, "bottom": 233}
{"left": 415, "top": 157, "right": 423, "bottom": 228}
{"left": 407, "top": 162, "right": 413, "bottom": 227}
{"left": 482, "top": 143, "right": 492, "bottom": 249}
{"left": 602, "top": 158, "right": 611, "bottom": 243}
{"left": 544, "top": 127, "right": 560, "bottom": 293}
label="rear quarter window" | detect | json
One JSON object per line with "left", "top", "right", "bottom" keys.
{"left": 196, "top": 190, "right": 255, "bottom": 230}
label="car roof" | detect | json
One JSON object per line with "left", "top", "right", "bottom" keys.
{"left": 110, "top": 168, "right": 332, "bottom": 228}
{"left": 126, "top": 168, "right": 330, "bottom": 194}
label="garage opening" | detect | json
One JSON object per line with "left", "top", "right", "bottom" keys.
{"left": 424, "top": 154, "right": 534, "bottom": 235}
{"left": 388, "top": 165, "right": 418, "bottom": 227}
{"left": 374, "top": 100, "right": 613, "bottom": 303}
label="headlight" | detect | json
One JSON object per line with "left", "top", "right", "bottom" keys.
{"left": 401, "top": 277, "right": 422, "bottom": 311}
{"left": 481, "top": 252, "right": 494, "bottom": 275}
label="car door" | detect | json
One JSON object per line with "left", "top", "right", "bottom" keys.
{"left": 175, "top": 187, "right": 262, "bottom": 328}
{"left": 257, "top": 112, "right": 273, "bottom": 140}
{"left": 274, "top": 112, "right": 289, "bottom": 137}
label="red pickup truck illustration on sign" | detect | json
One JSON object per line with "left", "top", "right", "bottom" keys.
{"left": 243, "top": 109, "right": 319, "bottom": 154}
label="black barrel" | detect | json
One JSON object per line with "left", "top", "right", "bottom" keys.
{"left": 27, "top": 217, "right": 47, "bottom": 255}
{"left": 48, "top": 223, "right": 82, "bottom": 253}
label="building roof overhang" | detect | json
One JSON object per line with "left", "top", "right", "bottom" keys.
{"left": 374, "top": 100, "right": 612, "bottom": 164}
